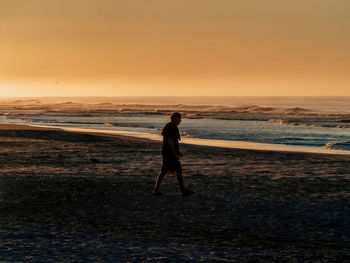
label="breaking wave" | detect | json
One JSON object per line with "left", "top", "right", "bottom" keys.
{"left": 268, "top": 119, "right": 350, "bottom": 129}
{"left": 323, "top": 141, "right": 350, "bottom": 151}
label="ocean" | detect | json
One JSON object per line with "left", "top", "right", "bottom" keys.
{"left": 1, "top": 96, "right": 350, "bottom": 152}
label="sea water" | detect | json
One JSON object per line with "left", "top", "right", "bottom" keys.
{"left": 1, "top": 96, "right": 350, "bottom": 152}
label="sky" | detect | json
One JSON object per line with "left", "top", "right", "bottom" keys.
{"left": 1, "top": 0, "right": 349, "bottom": 97}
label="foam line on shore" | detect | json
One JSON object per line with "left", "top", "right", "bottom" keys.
{"left": 28, "top": 124, "right": 350, "bottom": 155}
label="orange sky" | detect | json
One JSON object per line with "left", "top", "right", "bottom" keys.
{"left": 1, "top": 0, "right": 349, "bottom": 96}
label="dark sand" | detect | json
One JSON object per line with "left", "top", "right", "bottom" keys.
{"left": 0, "top": 124, "right": 349, "bottom": 262}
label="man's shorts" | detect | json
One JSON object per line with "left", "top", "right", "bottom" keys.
{"left": 161, "top": 156, "right": 182, "bottom": 174}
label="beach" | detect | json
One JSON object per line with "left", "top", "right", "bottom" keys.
{"left": 0, "top": 124, "right": 349, "bottom": 262}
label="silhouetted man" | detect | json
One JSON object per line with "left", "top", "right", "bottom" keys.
{"left": 152, "top": 112, "right": 194, "bottom": 196}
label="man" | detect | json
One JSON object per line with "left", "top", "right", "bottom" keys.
{"left": 152, "top": 112, "right": 194, "bottom": 196}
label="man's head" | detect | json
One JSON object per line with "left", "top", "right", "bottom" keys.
{"left": 171, "top": 112, "right": 182, "bottom": 125}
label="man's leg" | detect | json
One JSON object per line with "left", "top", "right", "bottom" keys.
{"left": 176, "top": 170, "right": 185, "bottom": 191}
{"left": 176, "top": 169, "right": 194, "bottom": 196}
{"left": 153, "top": 171, "right": 166, "bottom": 194}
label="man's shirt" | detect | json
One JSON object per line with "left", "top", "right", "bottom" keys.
{"left": 161, "top": 122, "right": 180, "bottom": 157}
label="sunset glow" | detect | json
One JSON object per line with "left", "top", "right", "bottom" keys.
{"left": 1, "top": 0, "right": 349, "bottom": 96}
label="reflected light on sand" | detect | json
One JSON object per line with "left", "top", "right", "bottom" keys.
{"left": 32, "top": 125, "right": 350, "bottom": 156}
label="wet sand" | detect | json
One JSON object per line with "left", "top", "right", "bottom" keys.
{"left": 0, "top": 124, "right": 349, "bottom": 262}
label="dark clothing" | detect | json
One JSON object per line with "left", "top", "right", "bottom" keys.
{"left": 161, "top": 122, "right": 180, "bottom": 157}
{"left": 161, "top": 156, "right": 182, "bottom": 173}
{"left": 161, "top": 122, "right": 182, "bottom": 173}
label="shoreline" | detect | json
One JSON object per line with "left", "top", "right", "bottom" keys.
{"left": 16, "top": 123, "right": 350, "bottom": 156}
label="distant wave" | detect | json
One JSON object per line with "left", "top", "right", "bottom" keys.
{"left": 182, "top": 113, "right": 203, "bottom": 119}
{"left": 323, "top": 141, "right": 350, "bottom": 151}
{"left": 104, "top": 122, "right": 193, "bottom": 137}
{"left": 284, "top": 107, "right": 310, "bottom": 115}
{"left": 0, "top": 101, "right": 286, "bottom": 114}
{"left": 42, "top": 120, "right": 106, "bottom": 125}
{"left": 268, "top": 119, "right": 322, "bottom": 127}
{"left": 104, "top": 122, "right": 160, "bottom": 130}
{"left": 2, "top": 100, "right": 350, "bottom": 126}
{"left": 1, "top": 115, "right": 33, "bottom": 122}
{"left": 268, "top": 119, "right": 350, "bottom": 129}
